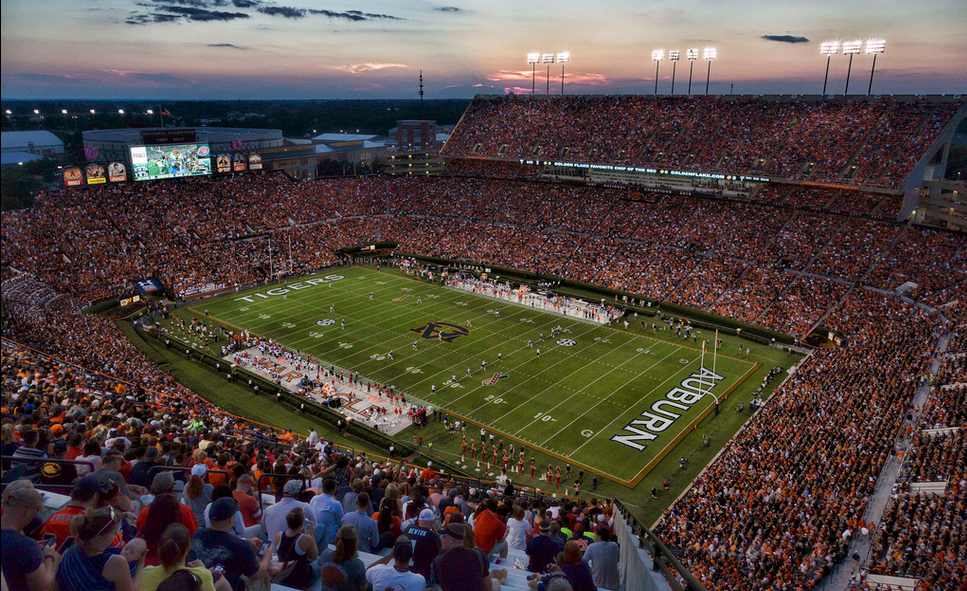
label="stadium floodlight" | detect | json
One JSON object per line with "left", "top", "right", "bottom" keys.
{"left": 61, "top": 109, "right": 69, "bottom": 130}
{"left": 527, "top": 53, "right": 540, "bottom": 96}
{"left": 557, "top": 52, "right": 570, "bottom": 95}
{"left": 542, "top": 53, "right": 555, "bottom": 95}
{"left": 652, "top": 50, "right": 664, "bottom": 95}
{"left": 866, "top": 39, "right": 885, "bottom": 95}
{"left": 687, "top": 49, "right": 699, "bottom": 95}
{"left": 61, "top": 109, "right": 67, "bottom": 114}
{"left": 842, "top": 40, "right": 862, "bottom": 94}
{"left": 704, "top": 47, "right": 717, "bottom": 95}
{"left": 820, "top": 41, "right": 839, "bottom": 95}
{"left": 33, "top": 109, "right": 39, "bottom": 114}
{"left": 669, "top": 50, "right": 681, "bottom": 95}
{"left": 90, "top": 109, "right": 96, "bottom": 114}
{"left": 4, "top": 110, "right": 10, "bottom": 115}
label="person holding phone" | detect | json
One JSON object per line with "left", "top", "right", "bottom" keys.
{"left": 191, "top": 498, "right": 272, "bottom": 591}
{"left": 138, "top": 523, "right": 230, "bottom": 591}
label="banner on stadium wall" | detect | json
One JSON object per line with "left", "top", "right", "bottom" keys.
{"left": 134, "top": 277, "right": 164, "bottom": 294}
{"left": 233, "top": 154, "right": 247, "bottom": 172}
{"left": 248, "top": 153, "right": 263, "bottom": 170}
{"left": 85, "top": 163, "right": 107, "bottom": 185}
{"left": 108, "top": 162, "right": 127, "bottom": 183}
{"left": 63, "top": 166, "right": 83, "bottom": 187}
{"left": 216, "top": 154, "right": 231, "bottom": 173}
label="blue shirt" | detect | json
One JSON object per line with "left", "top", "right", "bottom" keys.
{"left": 310, "top": 493, "right": 343, "bottom": 547}
{"left": 1, "top": 528, "right": 45, "bottom": 590}
{"left": 341, "top": 510, "right": 379, "bottom": 552}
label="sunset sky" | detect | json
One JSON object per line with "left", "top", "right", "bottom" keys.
{"left": 2, "top": 0, "right": 965, "bottom": 99}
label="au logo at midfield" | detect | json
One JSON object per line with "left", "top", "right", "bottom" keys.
{"left": 409, "top": 322, "right": 470, "bottom": 343}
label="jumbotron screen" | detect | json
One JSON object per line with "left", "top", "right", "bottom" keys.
{"left": 130, "top": 143, "right": 212, "bottom": 181}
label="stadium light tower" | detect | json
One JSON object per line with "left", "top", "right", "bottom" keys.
{"left": 820, "top": 41, "right": 839, "bottom": 95}
{"left": 668, "top": 50, "right": 680, "bottom": 95}
{"left": 527, "top": 53, "right": 540, "bottom": 96}
{"left": 651, "top": 49, "right": 664, "bottom": 95}
{"left": 687, "top": 48, "right": 699, "bottom": 95}
{"left": 843, "top": 40, "right": 862, "bottom": 94}
{"left": 557, "top": 52, "right": 570, "bottom": 95}
{"left": 61, "top": 109, "right": 69, "bottom": 131}
{"left": 866, "top": 39, "right": 885, "bottom": 95}
{"left": 542, "top": 53, "right": 555, "bottom": 94}
{"left": 704, "top": 47, "right": 717, "bottom": 95}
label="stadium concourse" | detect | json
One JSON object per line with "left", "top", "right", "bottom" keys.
{"left": 2, "top": 94, "right": 966, "bottom": 591}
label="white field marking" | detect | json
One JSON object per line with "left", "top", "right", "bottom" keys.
{"left": 482, "top": 334, "right": 651, "bottom": 426}
{"left": 567, "top": 350, "right": 705, "bottom": 458}
{"left": 536, "top": 345, "right": 683, "bottom": 446}
{"left": 443, "top": 323, "right": 606, "bottom": 410}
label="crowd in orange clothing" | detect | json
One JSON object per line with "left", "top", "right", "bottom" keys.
{"left": 442, "top": 95, "right": 961, "bottom": 188}
{"left": 654, "top": 290, "right": 944, "bottom": 591}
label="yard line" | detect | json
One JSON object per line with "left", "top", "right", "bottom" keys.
{"left": 479, "top": 334, "right": 649, "bottom": 425}
{"left": 567, "top": 350, "right": 703, "bottom": 458}
{"left": 534, "top": 344, "right": 680, "bottom": 446}
{"left": 441, "top": 322, "right": 606, "bottom": 409}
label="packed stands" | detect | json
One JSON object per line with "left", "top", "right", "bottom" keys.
{"left": 442, "top": 95, "right": 961, "bottom": 188}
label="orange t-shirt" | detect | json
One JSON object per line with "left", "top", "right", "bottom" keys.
{"left": 42, "top": 506, "right": 123, "bottom": 552}
{"left": 473, "top": 509, "right": 507, "bottom": 555}
{"left": 136, "top": 502, "right": 199, "bottom": 566}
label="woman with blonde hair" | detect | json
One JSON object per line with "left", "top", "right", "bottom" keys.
{"left": 318, "top": 524, "right": 366, "bottom": 591}
{"left": 56, "top": 507, "right": 148, "bottom": 591}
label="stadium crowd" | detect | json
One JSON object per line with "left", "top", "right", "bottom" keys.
{"left": 1, "top": 91, "right": 965, "bottom": 590}
{"left": 441, "top": 95, "right": 960, "bottom": 189}
{"left": 2, "top": 335, "right": 627, "bottom": 591}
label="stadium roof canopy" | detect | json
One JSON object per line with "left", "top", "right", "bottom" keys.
{"left": 312, "top": 133, "right": 378, "bottom": 142}
{"left": 1, "top": 131, "right": 65, "bottom": 154}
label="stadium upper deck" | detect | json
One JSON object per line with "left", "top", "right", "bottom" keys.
{"left": 441, "top": 94, "right": 965, "bottom": 190}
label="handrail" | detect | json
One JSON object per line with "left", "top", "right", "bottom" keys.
{"left": 612, "top": 497, "right": 708, "bottom": 591}
{"left": 1, "top": 456, "right": 99, "bottom": 494}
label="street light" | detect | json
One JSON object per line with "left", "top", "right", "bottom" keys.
{"left": 866, "top": 39, "right": 885, "bottom": 95}
{"left": 651, "top": 49, "right": 664, "bottom": 95}
{"left": 542, "top": 53, "right": 555, "bottom": 95}
{"left": 704, "top": 47, "right": 717, "bottom": 95}
{"left": 843, "top": 40, "right": 862, "bottom": 94}
{"left": 61, "top": 109, "right": 69, "bottom": 130}
{"left": 687, "top": 48, "right": 699, "bottom": 95}
{"left": 557, "top": 52, "right": 570, "bottom": 95}
{"left": 669, "top": 50, "right": 680, "bottom": 95}
{"left": 34, "top": 109, "right": 42, "bottom": 128}
{"left": 527, "top": 53, "right": 540, "bottom": 96}
{"left": 820, "top": 41, "right": 839, "bottom": 95}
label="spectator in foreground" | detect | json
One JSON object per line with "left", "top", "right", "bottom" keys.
{"left": 137, "top": 472, "right": 198, "bottom": 566}
{"left": 42, "top": 475, "right": 122, "bottom": 551}
{"left": 191, "top": 497, "right": 272, "bottom": 591}
{"left": 341, "top": 492, "right": 383, "bottom": 552}
{"left": 273, "top": 507, "right": 320, "bottom": 590}
{"left": 318, "top": 524, "right": 367, "bottom": 591}
{"left": 138, "top": 523, "right": 229, "bottom": 591}
{"left": 1, "top": 481, "right": 57, "bottom": 591}
{"left": 404, "top": 508, "right": 441, "bottom": 583}
{"left": 309, "top": 478, "right": 343, "bottom": 548}
{"left": 583, "top": 526, "right": 620, "bottom": 590}
{"left": 474, "top": 500, "right": 509, "bottom": 559}
{"left": 262, "top": 479, "right": 315, "bottom": 550}
{"left": 434, "top": 522, "right": 506, "bottom": 591}
{"left": 56, "top": 507, "right": 148, "bottom": 591}
{"left": 528, "top": 541, "right": 595, "bottom": 591}
{"left": 526, "top": 520, "right": 564, "bottom": 573}
{"left": 365, "top": 537, "right": 425, "bottom": 591}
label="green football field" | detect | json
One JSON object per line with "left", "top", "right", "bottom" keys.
{"left": 172, "top": 265, "right": 782, "bottom": 486}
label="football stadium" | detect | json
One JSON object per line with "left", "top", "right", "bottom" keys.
{"left": 2, "top": 91, "right": 966, "bottom": 591}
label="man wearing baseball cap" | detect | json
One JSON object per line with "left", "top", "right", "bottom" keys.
{"left": 526, "top": 519, "right": 564, "bottom": 573}
{"left": 403, "top": 508, "right": 441, "bottom": 583}
{"left": 192, "top": 497, "right": 271, "bottom": 591}
{"left": 433, "top": 522, "right": 505, "bottom": 591}
{"left": 261, "top": 479, "right": 315, "bottom": 548}
{"left": 1, "top": 481, "right": 56, "bottom": 591}
{"left": 365, "top": 537, "right": 425, "bottom": 591}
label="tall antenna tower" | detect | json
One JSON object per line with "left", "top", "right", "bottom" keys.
{"left": 419, "top": 70, "right": 424, "bottom": 111}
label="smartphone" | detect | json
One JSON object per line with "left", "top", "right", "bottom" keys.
{"left": 258, "top": 542, "right": 270, "bottom": 558}
{"left": 43, "top": 534, "right": 57, "bottom": 548}
{"left": 212, "top": 566, "right": 225, "bottom": 581}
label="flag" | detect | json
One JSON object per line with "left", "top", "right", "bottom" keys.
{"left": 161, "top": 108, "right": 172, "bottom": 117}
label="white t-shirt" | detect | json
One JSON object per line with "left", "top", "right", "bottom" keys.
{"left": 365, "top": 564, "right": 426, "bottom": 591}
{"left": 506, "top": 517, "right": 532, "bottom": 551}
